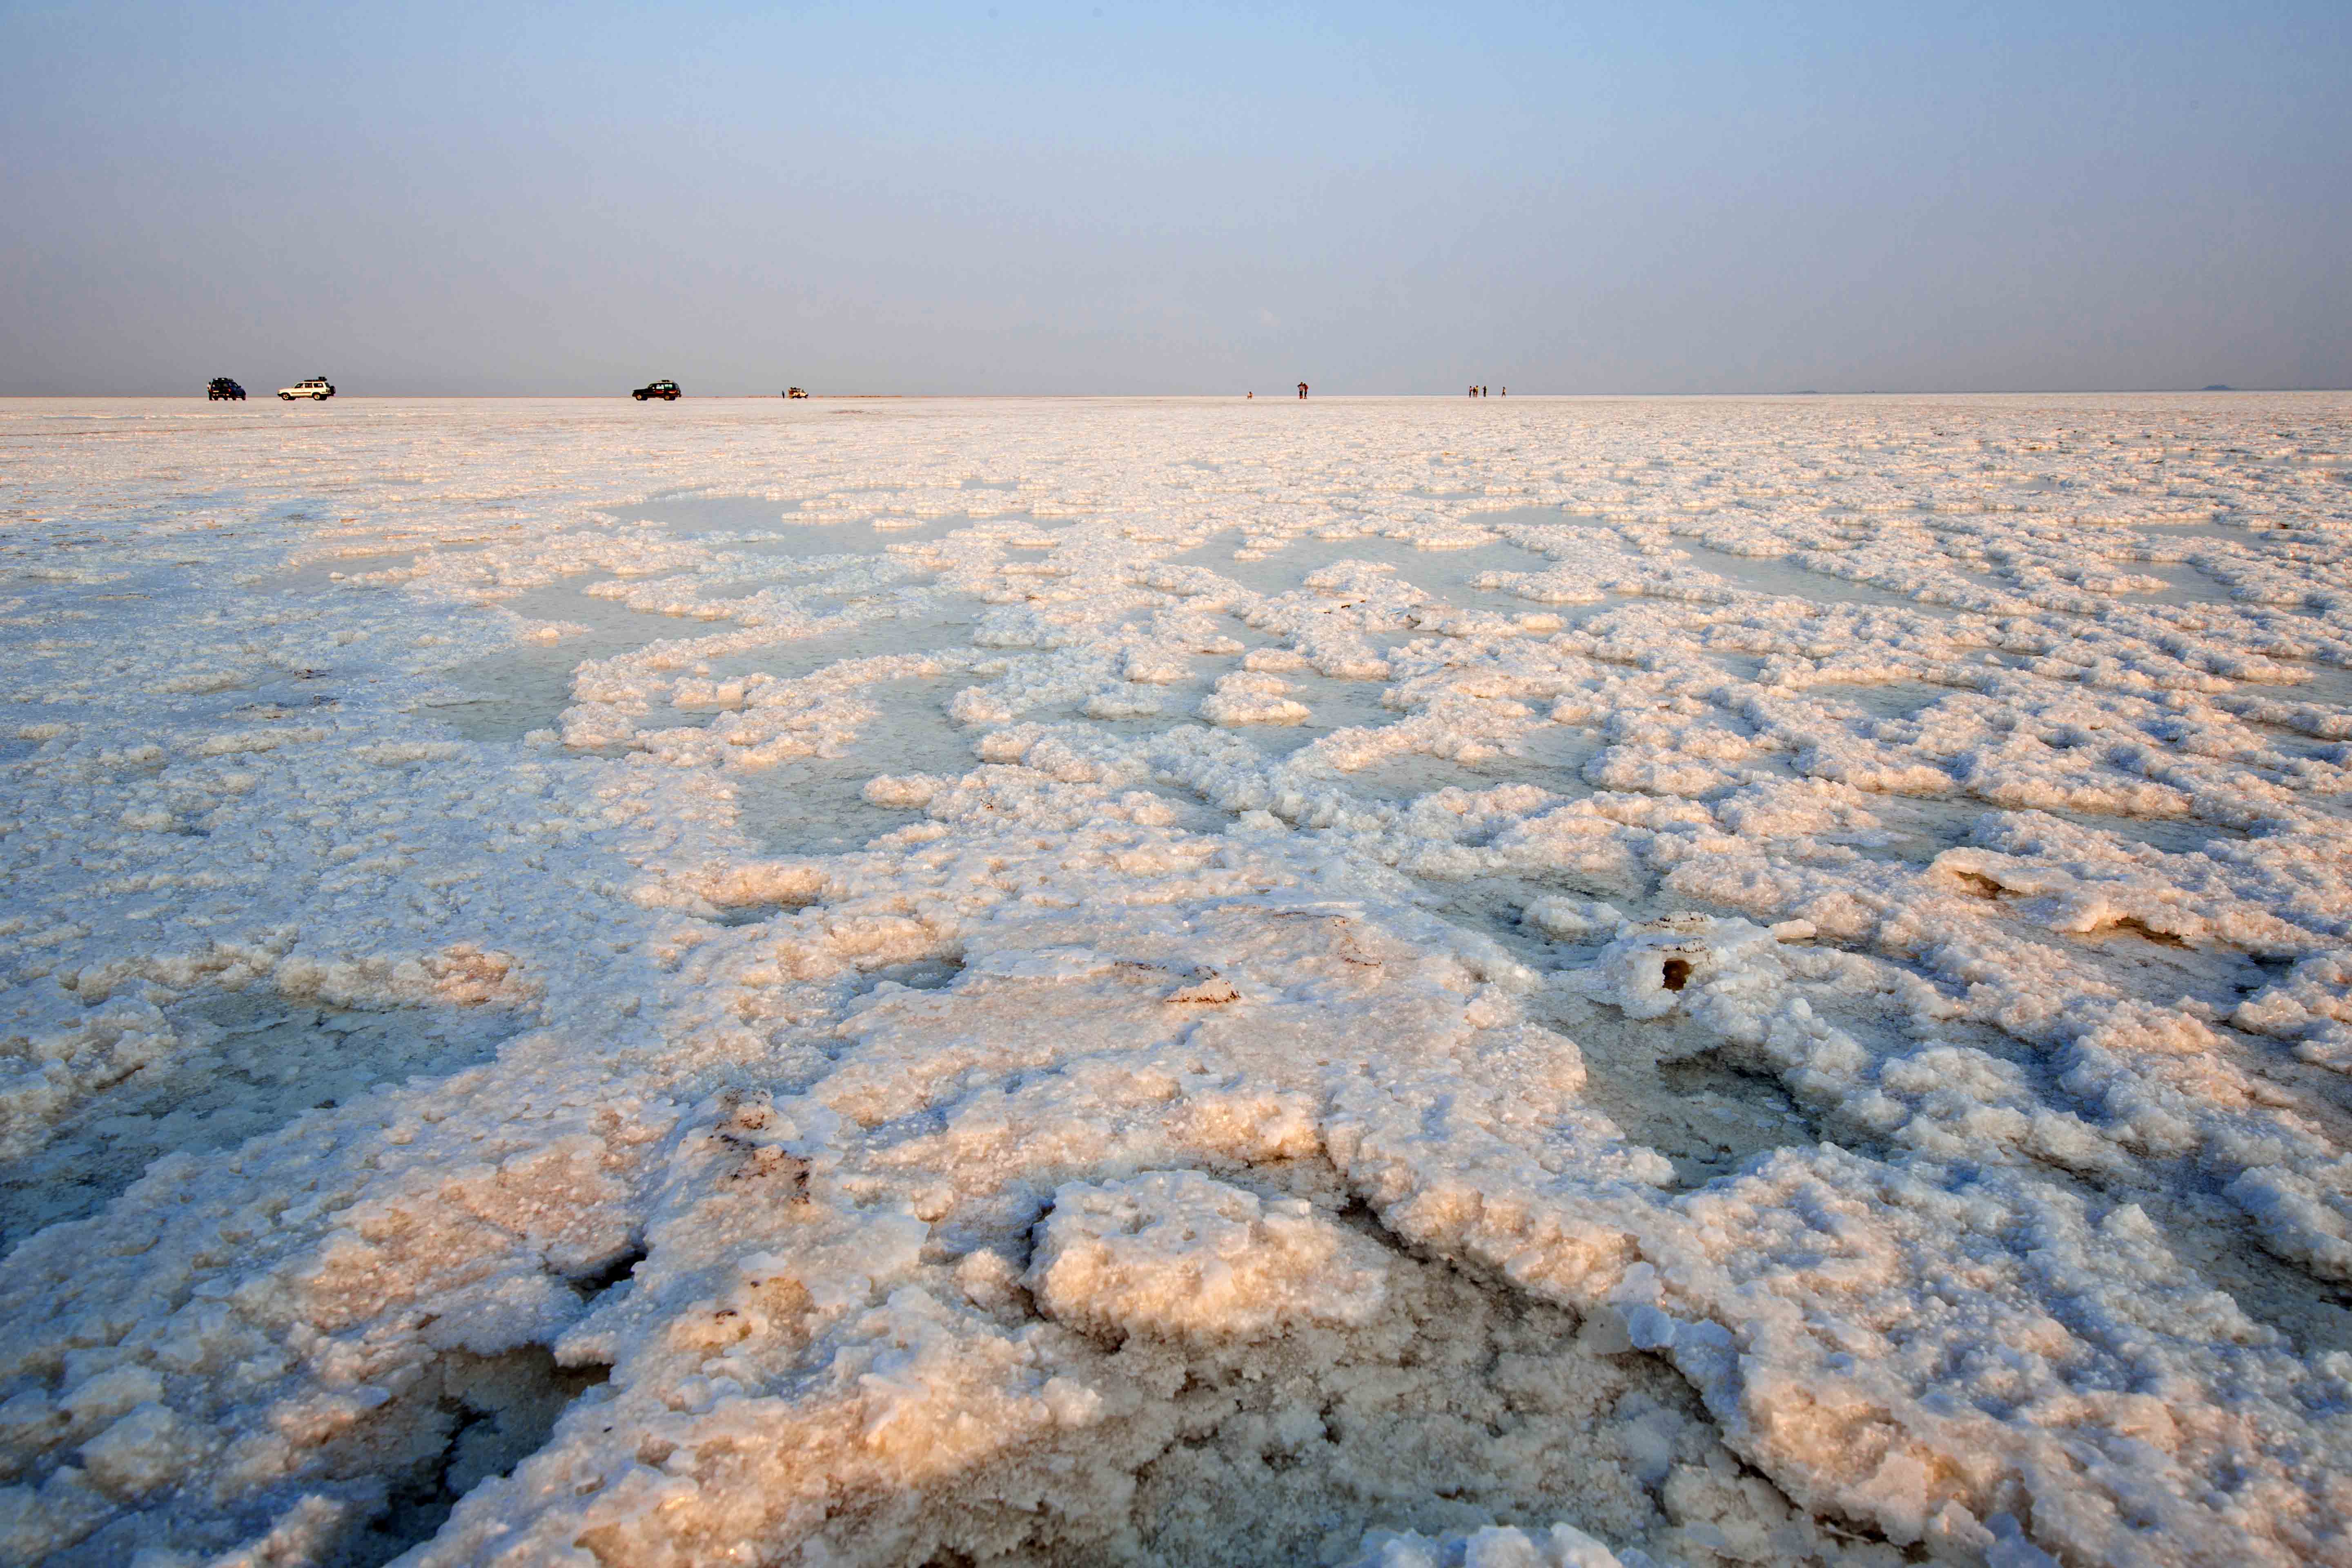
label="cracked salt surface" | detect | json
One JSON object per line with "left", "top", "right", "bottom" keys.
{"left": 4, "top": 394, "right": 2352, "bottom": 1568}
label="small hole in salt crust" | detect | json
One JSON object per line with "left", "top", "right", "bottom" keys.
{"left": 1660, "top": 958, "right": 1692, "bottom": 992}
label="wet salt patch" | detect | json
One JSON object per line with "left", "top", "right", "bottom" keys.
{"left": 1332, "top": 728, "right": 1601, "bottom": 804}
{"left": 603, "top": 494, "right": 804, "bottom": 532}
{"left": 1709, "top": 652, "right": 1770, "bottom": 685}
{"left": 1161, "top": 531, "right": 1549, "bottom": 608}
{"left": 1554, "top": 996, "right": 1824, "bottom": 1190}
{"left": 610, "top": 493, "right": 1056, "bottom": 552}
{"left": 1309, "top": 535, "right": 1561, "bottom": 603}
{"left": 1865, "top": 794, "right": 1997, "bottom": 858}
{"left": 1866, "top": 793, "right": 2252, "bottom": 872}
{"left": 1929, "top": 804, "right": 2258, "bottom": 879}
{"left": 2277, "top": 659, "right": 2352, "bottom": 708}
{"left": 1144, "top": 662, "right": 1405, "bottom": 762}
{"left": 435, "top": 647, "right": 663, "bottom": 742}
{"left": 648, "top": 613, "right": 983, "bottom": 732}
{"left": 2129, "top": 561, "right": 2244, "bottom": 607}
{"left": 697, "top": 613, "right": 982, "bottom": 690}
{"left": 2063, "top": 926, "right": 2283, "bottom": 1018}
{"left": 1672, "top": 544, "right": 1959, "bottom": 614}
{"left": 1934, "top": 562, "right": 2044, "bottom": 599}
{"left": 210, "top": 689, "right": 341, "bottom": 730}
{"left": 428, "top": 651, "right": 586, "bottom": 742}
{"left": 1797, "top": 679, "right": 1956, "bottom": 719}
{"left": 0, "top": 996, "right": 521, "bottom": 1252}
{"left": 1223, "top": 670, "right": 1398, "bottom": 758}
{"left": 844, "top": 958, "right": 968, "bottom": 995}
{"left": 2134, "top": 519, "right": 2261, "bottom": 543}
{"left": 1336, "top": 750, "right": 1583, "bottom": 805}
{"left": 1101, "top": 707, "right": 1391, "bottom": 767}
{"left": 2027, "top": 806, "right": 2252, "bottom": 858}
{"left": 1469, "top": 503, "right": 1584, "bottom": 530}
{"left": 498, "top": 575, "right": 693, "bottom": 633}
{"left": 1498, "top": 907, "right": 1883, "bottom": 1187}
{"left": 728, "top": 675, "right": 979, "bottom": 857}
{"left": 261, "top": 542, "right": 494, "bottom": 596}
{"left": 429, "top": 577, "right": 781, "bottom": 739}
{"left": 267, "top": 553, "right": 425, "bottom": 595}
{"left": 734, "top": 519, "right": 991, "bottom": 556}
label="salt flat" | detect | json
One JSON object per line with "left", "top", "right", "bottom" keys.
{"left": 1, "top": 392, "right": 2349, "bottom": 1567}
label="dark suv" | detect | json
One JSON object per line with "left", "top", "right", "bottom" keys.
{"left": 207, "top": 377, "right": 246, "bottom": 401}
{"left": 632, "top": 379, "right": 681, "bottom": 401}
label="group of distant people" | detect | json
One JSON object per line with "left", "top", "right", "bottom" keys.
{"left": 1468, "top": 385, "right": 1503, "bottom": 396}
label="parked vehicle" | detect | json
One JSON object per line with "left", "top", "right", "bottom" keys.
{"left": 633, "top": 379, "right": 681, "bottom": 401}
{"left": 278, "top": 376, "right": 335, "bottom": 401}
{"left": 207, "top": 377, "right": 245, "bottom": 401}
{"left": 784, "top": 387, "right": 808, "bottom": 399}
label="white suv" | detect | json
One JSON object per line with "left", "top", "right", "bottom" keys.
{"left": 278, "top": 376, "right": 336, "bottom": 401}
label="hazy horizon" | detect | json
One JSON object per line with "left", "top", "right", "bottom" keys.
{"left": 9, "top": 388, "right": 2346, "bottom": 400}
{"left": 5, "top": 1, "right": 2346, "bottom": 398}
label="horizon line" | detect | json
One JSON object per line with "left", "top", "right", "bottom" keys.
{"left": 5, "top": 387, "right": 2346, "bottom": 401}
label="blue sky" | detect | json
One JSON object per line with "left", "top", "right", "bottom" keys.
{"left": 2, "top": 1, "right": 2345, "bottom": 393}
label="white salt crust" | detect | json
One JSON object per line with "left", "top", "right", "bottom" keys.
{"left": 0, "top": 394, "right": 2347, "bottom": 1566}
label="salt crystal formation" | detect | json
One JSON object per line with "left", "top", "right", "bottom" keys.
{"left": 0, "top": 394, "right": 2348, "bottom": 1566}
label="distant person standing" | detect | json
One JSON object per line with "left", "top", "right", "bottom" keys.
{"left": 1297, "top": 381, "right": 1309, "bottom": 399}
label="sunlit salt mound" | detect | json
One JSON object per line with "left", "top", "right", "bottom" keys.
{"left": 1023, "top": 1170, "right": 1390, "bottom": 1341}
{"left": 488, "top": 1164, "right": 1725, "bottom": 1568}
